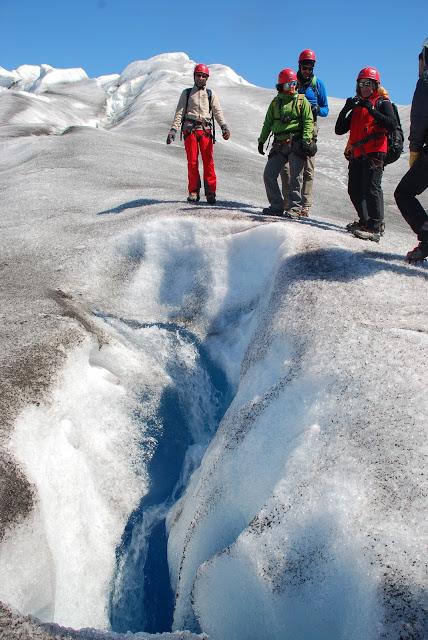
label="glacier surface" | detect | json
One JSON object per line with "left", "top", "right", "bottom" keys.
{"left": 0, "top": 53, "right": 426, "bottom": 640}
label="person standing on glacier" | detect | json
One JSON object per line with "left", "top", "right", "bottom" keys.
{"left": 281, "top": 49, "right": 329, "bottom": 217}
{"left": 258, "top": 68, "right": 314, "bottom": 217}
{"left": 335, "top": 66, "right": 397, "bottom": 242}
{"left": 166, "top": 63, "right": 230, "bottom": 205}
{"left": 394, "top": 39, "right": 428, "bottom": 263}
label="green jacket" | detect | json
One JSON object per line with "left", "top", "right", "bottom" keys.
{"left": 258, "top": 92, "right": 314, "bottom": 144}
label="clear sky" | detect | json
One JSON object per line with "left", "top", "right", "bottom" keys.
{"left": 1, "top": 0, "right": 426, "bottom": 104}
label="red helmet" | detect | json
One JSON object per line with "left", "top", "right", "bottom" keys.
{"left": 299, "top": 49, "right": 316, "bottom": 63}
{"left": 194, "top": 63, "right": 210, "bottom": 77}
{"left": 278, "top": 68, "right": 297, "bottom": 84}
{"left": 357, "top": 67, "right": 380, "bottom": 82}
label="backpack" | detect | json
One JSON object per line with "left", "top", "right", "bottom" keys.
{"left": 306, "top": 75, "right": 319, "bottom": 98}
{"left": 377, "top": 99, "right": 404, "bottom": 165}
{"left": 181, "top": 87, "right": 215, "bottom": 142}
{"left": 297, "top": 75, "right": 319, "bottom": 100}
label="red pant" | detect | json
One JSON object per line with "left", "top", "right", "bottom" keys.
{"left": 184, "top": 130, "right": 216, "bottom": 194}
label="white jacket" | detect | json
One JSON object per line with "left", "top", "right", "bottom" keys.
{"left": 171, "top": 85, "right": 227, "bottom": 131}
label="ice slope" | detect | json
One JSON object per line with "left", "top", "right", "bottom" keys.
{"left": 0, "top": 64, "right": 88, "bottom": 92}
{"left": 0, "top": 53, "right": 426, "bottom": 640}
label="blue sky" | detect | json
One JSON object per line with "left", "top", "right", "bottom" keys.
{"left": 1, "top": 0, "right": 426, "bottom": 104}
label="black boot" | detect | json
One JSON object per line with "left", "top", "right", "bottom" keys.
{"left": 352, "top": 220, "right": 384, "bottom": 243}
{"left": 206, "top": 192, "right": 216, "bottom": 205}
{"left": 346, "top": 220, "right": 365, "bottom": 232}
{"left": 406, "top": 241, "right": 428, "bottom": 263}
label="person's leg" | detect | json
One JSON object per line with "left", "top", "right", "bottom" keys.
{"left": 363, "top": 155, "right": 384, "bottom": 232}
{"left": 394, "top": 153, "right": 428, "bottom": 241}
{"left": 301, "top": 124, "right": 318, "bottom": 214}
{"left": 280, "top": 162, "right": 290, "bottom": 209}
{"left": 301, "top": 154, "right": 315, "bottom": 214}
{"left": 347, "top": 159, "right": 365, "bottom": 222}
{"left": 198, "top": 131, "right": 217, "bottom": 197}
{"left": 288, "top": 152, "right": 306, "bottom": 213}
{"left": 263, "top": 151, "right": 287, "bottom": 211}
{"left": 184, "top": 133, "right": 201, "bottom": 195}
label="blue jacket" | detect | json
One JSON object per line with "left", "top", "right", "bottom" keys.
{"left": 297, "top": 73, "right": 329, "bottom": 118}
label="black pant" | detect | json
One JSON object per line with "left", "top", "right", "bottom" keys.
{"left": 394, "top": 151, "right": 428, "bottom": 242}
{"left": 348, "top": 154, "right": 385, "bottom": 231}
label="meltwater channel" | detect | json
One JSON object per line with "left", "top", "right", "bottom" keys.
{"left": 105, "top": 318, "right": 231, "bottom": 634}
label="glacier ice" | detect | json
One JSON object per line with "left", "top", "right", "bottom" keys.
{"left": 0, "top": 52, "right": 426, "bottom": 640}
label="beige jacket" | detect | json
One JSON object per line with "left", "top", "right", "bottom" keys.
{"left": 170, "top": 85, "right": 227, "bottom": 131}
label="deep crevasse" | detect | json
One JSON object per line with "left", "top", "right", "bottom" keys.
{"left": 1, "top": 216, "right": 426, "bottom": 640}
{"left": 0, "top": 217, "right": 287, "bottom": 633}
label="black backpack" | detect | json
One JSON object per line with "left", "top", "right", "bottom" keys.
{"left": 377, "top": 99, "right": 404, "bottom": 165}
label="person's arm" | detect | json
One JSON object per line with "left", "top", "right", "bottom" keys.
{"left": 335, "top": 98, "right": 357, "bottom": 135}
{"left": 258, "top": 101, "right": 275, "bottom": 144}
{"left": 301, "top": 97, "right": 314, "bottom": 141}
{"left": 170, "top": 90, "right": 187, "bottom": 132}
{"left": 359, "top": 98, "right": 397, "bottom": 132}
{"left": 409, "top": 79, "right": 428, "bottom": 152}
{"left": 211, "top": 92, "right": 227, "bottom": 127}
{"left": 316, "top": 80, "right": 329, "bottom": 117}
{"left": 211, "top": 92, "right": 230, "bottom": 139}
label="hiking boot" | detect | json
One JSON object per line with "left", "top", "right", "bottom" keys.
{"left": 347, "top": 220, "right": 385, "bottom": 235}
{"left": 187, "top": 192, "right": 200, "bottom": 203}
{"left": 283, "top": 209, "right": 301, "bottom": 220}
{"left": 262, "top": 206, "right": 283, "bottom": 216}
{"left": 346, "top": 220, "right": 365, "bottom": 232}
{"left": 206, "top": 192, "right": 216, "bottom": 205}
{"left": 299, "top": 206, "right": 310, "bottom": 217}
{"left": 352, "top": 227, "right": 381, "bottom": 243}
{"left": 406, "top": 241, "right": 428, "bottom": 263}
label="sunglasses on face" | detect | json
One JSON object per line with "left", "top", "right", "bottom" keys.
{"left": 301, "top": 65, "right": 313, "bottom": 71}
{"left": 283, "top": 81, "right": 297, "bottom": 89}
{"left": 195, "top": 73, "right": 208, "bottom": 78}
{"left": 358, "top": 80, "right": 373, "bottom": 88}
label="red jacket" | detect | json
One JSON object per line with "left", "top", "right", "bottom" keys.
{"left": 349, "top": 92, "right": 388, "bottom": 158}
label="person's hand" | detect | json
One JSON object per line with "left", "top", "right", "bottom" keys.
{"left": 258, "top": 141, "right": 265, "bottom": 155}
{"left": 221, "top": 125, "right": 230, "bottom": 140}
{"left": 300, "top": 139, "right": 312, "bottom": 156}
{"left": 166, "top": 128, "right": 176, "bottom": 145}
{"left": 409, "top": 151, "right": 421, "bottom": 167}
{"left": 359, "top": 99, "right": 374, "bottom": 113}
{"left": 311, "top": 104, "right": 320, "bottom": 117}
{"left": 345, "top": 96, "right": 359, "bottom": 111}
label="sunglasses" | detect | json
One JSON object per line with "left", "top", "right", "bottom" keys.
{"left": 283, "top": 81, "right": 297, "bottom": 89}
{"left": 301, "top": 65, "right": 313, "bottom": 71}
{"left": 358, "top": 80, "right": 373, "bottom": 88}
{"left": 195, "top": 73, "right": 208, "bottom": 78}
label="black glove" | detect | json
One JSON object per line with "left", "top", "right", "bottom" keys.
{"left": 359, "top": 99, "right": 374, "bottom": 113}
{"left": 300, "top": 139, "right": 313, "bottom": 156}
{"left": 344, "top": 96, "right": 360, "bottom": 111}
{"left": 221, "top": 124, "right": 230, "bottom": 140}
{"left": 258, "top": 142, "right": 265, "bottom": 155}
{"left": 166, "top": 128, "right": 176, "bottom": 145}
{"left": 311, "top": 104, "right": 320, "bottom": 117}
